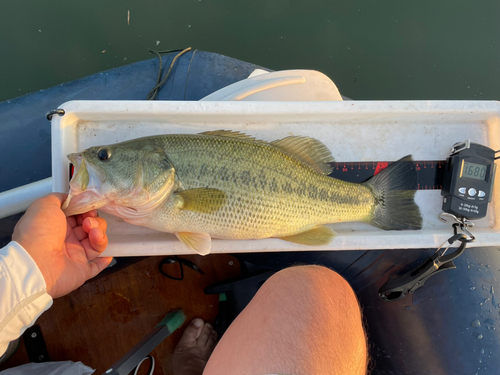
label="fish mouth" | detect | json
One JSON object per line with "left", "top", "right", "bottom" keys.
{"left": 62, "top": 153, "right": 108, "bottom": 216}
{"left": 62, "top": 190, "right": 108, "bottom": 216}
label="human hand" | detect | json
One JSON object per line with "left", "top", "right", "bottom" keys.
{"left": 12, "top": 193, "right": 113, "bottom": 298}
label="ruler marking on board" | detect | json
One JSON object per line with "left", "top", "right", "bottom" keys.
{"left": 328, "top": 160, "right": 444, "bottom": 190}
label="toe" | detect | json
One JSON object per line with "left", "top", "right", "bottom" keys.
{"left": 176, "top": 318, "right": 204, "bottom": 348}
{"left": 207, "top": 330, "right": 217, "bottom": 350}
{"left": 197, "top": 322, "right": 213, "bottom": 347}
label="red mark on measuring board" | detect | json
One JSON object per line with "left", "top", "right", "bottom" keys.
{"left": 373, "top": 162, "right": 389, "bottom": 176}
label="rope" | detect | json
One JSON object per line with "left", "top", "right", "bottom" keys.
{"left": 146, "top": 47, "right": 192, "bottom": 100}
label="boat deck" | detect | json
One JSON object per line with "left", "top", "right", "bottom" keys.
{"left": 0, "top": 254, "right": 240, "bottom": 375}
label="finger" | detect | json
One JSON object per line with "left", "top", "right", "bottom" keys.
{"left": 73, "top": 226, "right": 88, "bottom": 242}
{"left": 76, "top": 215, "right": 84, "bottom": 226}
{"left": 67, "top": 206, "right": 98, "bottom": 228}
{"left": 89, "top": 227, "right": 108, "bottom": 253}
{"left": 81, "top": 228, "right": 108, "bottom": 259}
{"left": 82, "top": 210, "right": 99, "bottom": 219}
{"left": 87, "top": 257, "right": 114, "bottom": 279}
{"left": 67, "top": 216, "right": 77, "bottom": 229}
{"left": 82, "top": 217, "right": 108, "bottom": 234}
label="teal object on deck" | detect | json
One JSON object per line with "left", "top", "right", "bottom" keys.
{"left": 157, "top": 309, "right": 186, "bottom": 332}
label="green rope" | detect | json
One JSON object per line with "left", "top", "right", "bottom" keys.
{"left": 146, "top": 47, "right": 192, "bottom": 100}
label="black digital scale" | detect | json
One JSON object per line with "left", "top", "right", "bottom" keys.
{"left": 441, "top": 140, "right": 497, "bottom": 220}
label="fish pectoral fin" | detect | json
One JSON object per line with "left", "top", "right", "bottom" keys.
{"left": 176, "top": 232, "right": 211, "bottom": 256}
{"left": 271, "top": 136, "right": 335, "bottom": 175}
{"left": 175, "top": 188, "right": 227, "bottom": 213}
{"left": 278, "top": 226, "right": 336, "bottom": 246}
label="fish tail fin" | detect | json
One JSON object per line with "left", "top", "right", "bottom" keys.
{"left": 364, "top": 155, "right": 422, "bottom": 230}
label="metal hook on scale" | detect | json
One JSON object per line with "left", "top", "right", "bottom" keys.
{"left": 438, "top": 212, "right": 476, "bottom": 243}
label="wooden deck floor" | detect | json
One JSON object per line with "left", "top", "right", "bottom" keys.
{"left": 0, "top": 254, "right": 241, "bottom": 375}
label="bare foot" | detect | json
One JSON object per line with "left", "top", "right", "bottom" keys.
{"left": 173, "top": 318, "right": 218, "bottom": 375}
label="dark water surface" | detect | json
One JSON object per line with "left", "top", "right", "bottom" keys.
{"left": 0, "top": 0, "right": 499, "bottom": 102}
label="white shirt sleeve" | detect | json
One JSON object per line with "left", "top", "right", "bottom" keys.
{"left": 0, "top": 241, "right": 53, "bottom": 356}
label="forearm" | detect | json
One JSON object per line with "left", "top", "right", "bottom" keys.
{"left": 0, "top": 241, "right": 53, "bottom": 356}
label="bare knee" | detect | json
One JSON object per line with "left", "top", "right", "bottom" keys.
{"left": 205, "top": 265, "right": 368, "bottom": 375}
{"left": 266, "top": 265, "right": 359, "bottom": 309}
{"left": 260, "top": 265, "right": 367, "bottom": 373}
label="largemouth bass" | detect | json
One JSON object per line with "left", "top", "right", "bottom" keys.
{"left": 62, "top": 130, "right": 422, "bottom": 255}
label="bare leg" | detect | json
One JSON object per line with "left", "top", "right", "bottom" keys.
{"left": 203, "top": 265, "right": 367, "bottom": 375}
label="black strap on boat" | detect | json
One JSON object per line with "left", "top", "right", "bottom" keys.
{"left": 379, "top": 219, "right": 475, "bottom": 301}
{"left": 146, "top": 47, "right": 192, "bottom": 100}
{"left": 159, "top": 255, "right": 205, "bottom": 281}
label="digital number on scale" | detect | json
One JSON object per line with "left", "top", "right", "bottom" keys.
{"left": 462, "top": 161, "right": 487, "bottom": 181}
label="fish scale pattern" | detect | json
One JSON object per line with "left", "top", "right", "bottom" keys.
{"left": 145, "top": 133, "right": 375, "bottom": 239}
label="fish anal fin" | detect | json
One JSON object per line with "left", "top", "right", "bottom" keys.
{"left": 199, "top": 130, "right": 267, "bottom": 144}
{"left": 278, "top": 226, "right": 336, "bottom": 246}
{"left": 271, "top": 136, "right": 335, "bottom": 174}
{"left": 175, "top": 188, "right": 226, "bottom": 213}
{"left": 176, "top": 232, "right": 211, "bottom": 255}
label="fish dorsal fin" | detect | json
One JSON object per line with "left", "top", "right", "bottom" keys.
{"left": 174, "top": 188, "right": 227, "bottom": 213}
{"left": 199, "top": 130, "right": 267, "bottom": 144}
{"left": 176, "top": 232, "right": 211, "bottom": 255}
{"left": 271, "top": 136, "right": 335, "bottom": 174}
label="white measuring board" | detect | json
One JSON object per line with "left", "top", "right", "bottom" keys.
{"left": 51, "top": 100, "right": 500, "bottom": 256}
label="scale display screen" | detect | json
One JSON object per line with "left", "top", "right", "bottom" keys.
{"left": 462, "top": 161, "right": 487, "bottom": 181}
{"left": 442, "top": 141, "right": 497, "bottom": 220}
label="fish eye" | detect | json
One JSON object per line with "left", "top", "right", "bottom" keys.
{"left": 98, "top": 148, "right": 111, "bottom": 161}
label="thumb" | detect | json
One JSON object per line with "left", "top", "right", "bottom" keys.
{"left": 41, "top": 193, "right": 69, "bottom": 207}
{"left": 87, "top": 257, "right": 114, "bottom": 279}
